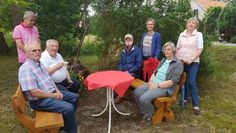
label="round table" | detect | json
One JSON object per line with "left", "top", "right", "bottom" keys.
{"left": 84, "top": 70, "right": 134, "bottom": 133}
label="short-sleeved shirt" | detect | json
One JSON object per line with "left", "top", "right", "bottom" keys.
{"left": 18, "top": 59, "right": 56, "bottom": 101}
{"left": 176, "top": 29, "right": 203, "bottom": 63}
{"left": 142, "top": 34, "right": 153, "bottom": 57}
{"left": 13, "top": 23, "right": 39, "bottom": 63}
{"left": 40, "top": 50, "right": 67, "bottom": 83}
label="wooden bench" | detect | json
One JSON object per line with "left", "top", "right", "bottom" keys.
{"left": 11, "top": 86, "right": 64, "bottom": 133}
{"left": 131, "top": 72, "right": 186, "bottom": 125}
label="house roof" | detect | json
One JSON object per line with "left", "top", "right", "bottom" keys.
{"left": 194, "top": 0, "right": 227, "bottom": 11}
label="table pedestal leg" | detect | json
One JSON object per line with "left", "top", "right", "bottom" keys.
{"left": 92, "top": 88, "right": 130, "bottom": 133}
{"left": 92, "top": 88, "right": 109, "bottom": 116}
{"left": 111, "top": 90, "right": 130, "bottom": 115}
{"left": 108, "top": 88, "right": 111, "bottom": 133}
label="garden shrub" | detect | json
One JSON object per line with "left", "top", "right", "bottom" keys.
{"left": 198, "top": 35, "right": 216, "bottom": 77}
{"left": 80, "top": 43, "right": 98, "bottom": 56}
{"left": 230, "top": 35, "right": 236, "bottom": 43}
{"left": 57, "top": 36, "right": 78, "bottom": 56}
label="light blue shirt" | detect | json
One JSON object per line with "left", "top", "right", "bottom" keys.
{"left": 152, "top": 59, "right": 171, "bottom": 83}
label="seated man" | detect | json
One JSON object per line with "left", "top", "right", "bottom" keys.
{"left": 118, "top": 34, "right": 143, "bottom": 77}
{"left": 133, "top": 42, "right": 183, "bottom": 122}
{"left": 116, "top": 34, "right": 143, "bottom": 103}
{"left": 40, "top": 39, "right": 80, "bottom": 93}
{"left": 18, "top": 42, "right": 79, "bottom": 133}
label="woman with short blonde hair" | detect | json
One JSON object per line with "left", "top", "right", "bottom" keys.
{"left": 176, "top": 17, "right": 203, "bottom": 115}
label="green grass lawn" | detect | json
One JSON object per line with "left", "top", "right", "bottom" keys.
{"left": 0, "top": 46, "right": 235, "bottom": 132}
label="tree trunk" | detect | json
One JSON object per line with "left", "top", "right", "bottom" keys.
{"left": 0, "top": 32, "right": 9, "bottom": 54}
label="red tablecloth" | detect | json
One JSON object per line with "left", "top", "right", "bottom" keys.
{"left": 83, "top": 71, "right": 134, "bottom": 97}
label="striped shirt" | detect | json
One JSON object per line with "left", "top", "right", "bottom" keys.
{"left": 18, "top": 59, "right": 56, "bottom": 101}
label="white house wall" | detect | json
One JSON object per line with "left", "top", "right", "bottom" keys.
{"left": 191, "top": 0, "right": 206, "bottom": 20}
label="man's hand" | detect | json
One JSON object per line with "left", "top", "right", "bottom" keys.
{"left": 56, "top": 62, "right": 64, "bottom": 69}
{"left": 53, "top": 91, "right": 63, "bottom": 100}
{"left": 67, "top": 79, "right": 74, "bottom": 86}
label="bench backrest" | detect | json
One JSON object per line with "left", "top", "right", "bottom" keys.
{"left": 170, "top": 72, "right": 186, "bottom": 99}
{"left": 12, "top": 86, "right": 26, "bottom": 113}
{"left": 11, "top": 86, "right": 35, "bottom": 131}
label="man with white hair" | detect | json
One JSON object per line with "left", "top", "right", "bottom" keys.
{"left": 13, "top": 11, "right": 40, "bottom": 65}
{"left": 19, "top": 42, "right": 79, "bottom": 133}
{"left": 40, "top": 39, "right": 80, "bottom": 93}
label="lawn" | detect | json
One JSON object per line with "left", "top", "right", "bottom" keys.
{"left": 0, "top": 45, "right": 235, "bottom": 133}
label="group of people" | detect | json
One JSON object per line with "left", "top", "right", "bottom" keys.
{"left": 13, "top": 10, "right": 203, "bottom": 133}
{"left": 118, "top": 17, "right": 203, "bottom": 121}
{"left": 13, "top": 11, "right": 80, "bottom": 133}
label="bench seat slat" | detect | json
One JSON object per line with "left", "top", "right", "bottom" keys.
{"left": 35, "top": 111, "right": 64, "bottom": 129}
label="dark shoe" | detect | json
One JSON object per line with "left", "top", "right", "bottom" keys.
{"left": 114, "top": 96, "right": 123, "bottom": 104}
{"left": 142, "top": 114, "right": 152, "bottom": 122}
{"left": 142, "top": 114, "right": 148, "bottom": 120}
{"left": 146, "top": 115, "right": 152, "bottom": 122}
{"left": 194, "top": 109, "right": 200, "bottom": 115}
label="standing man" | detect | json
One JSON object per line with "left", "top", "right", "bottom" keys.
{"left": 40, "top": 39, "right": 80, "bottom": 93}
{"left": 13, "top": 11, "right": 40, "bottom": 65}
{"left": 19, "top": 42, "right": 79, "bottom": 133}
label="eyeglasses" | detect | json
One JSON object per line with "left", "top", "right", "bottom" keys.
{"left": 163, "top": 48, "right": 172, "bottom": 51}
{"left": 30, "top": 49, "right": 42, "bottom": 53}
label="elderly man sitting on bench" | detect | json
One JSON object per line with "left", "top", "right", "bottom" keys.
{"left": 133, "top": 42, "right": 183, "bottom": 122}
{"left": 18, "top": 42, "right": 79, "bottom": 133}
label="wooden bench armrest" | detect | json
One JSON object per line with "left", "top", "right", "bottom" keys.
{"left": 155, "top": 97, "right": 176, "bottom": 103}
{"left": 34, "top": 111, "right": 64, "bottom": 129}
{"left": 131, "top": 79, "right": 146, "bottom": 88}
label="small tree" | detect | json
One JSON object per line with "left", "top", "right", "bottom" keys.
{"left": 30, "top": 0, "right": 83, "bottom": 41}
{"left": 91, "top": 0, "right": 193, "bottom": 69}
{"left": 202, "top": 7, "right": 222, "bottom": 37}
{"left": 91, "top": 0, "right": 148, "bottom": 69}
{"left": 217, "top": 0, "right": 236, "bottom": 42}
{"left": 0, "top": 0, "right": 29, "bottom": 54}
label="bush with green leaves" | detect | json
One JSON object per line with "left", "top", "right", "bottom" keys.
{"left": 230, "top": 35, "right": 236, "bottom": 43}
{"left": 198, "top": 35, "right": 216, "bottom": 77}
{"left": 57, "top": 36, "right": 78, "bottom": 56}
{"left": 80, "top": 43, "right": 98, "bottom": 56}
{"left": 91, "top": 0, "right": 193, "bottom": 69}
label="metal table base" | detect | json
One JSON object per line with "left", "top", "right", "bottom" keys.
{"left": 92, "top": 88, "right": 130, "bottom": 133}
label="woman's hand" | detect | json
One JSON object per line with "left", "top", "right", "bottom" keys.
{"left": 183, "top": 58, "right": 193, "bottom": 65}
{"left": 148, "top": 82, "right": 157, "bottom": 90}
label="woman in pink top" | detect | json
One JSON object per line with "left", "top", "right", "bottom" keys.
{"left": 176, "top": 18, "right": 203, "bottom": 115}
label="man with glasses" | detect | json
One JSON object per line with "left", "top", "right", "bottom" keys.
{"left": 18, "top": 42, "right": 79, "bottom": 133}
{"left": 13, "top": 11, "right": 40, "bottom": 65}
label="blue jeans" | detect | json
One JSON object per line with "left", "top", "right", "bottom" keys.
{"left": 56, "top": 78, "right": 80, "bottom": 93}
{"left": 184, "top": 62, "right": 199, "bottom": 107}
{"left": 29, "top": 90, "right": 79, "bottom": 133}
